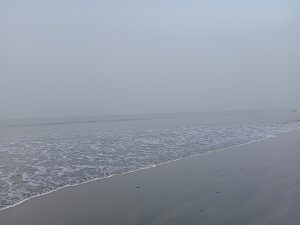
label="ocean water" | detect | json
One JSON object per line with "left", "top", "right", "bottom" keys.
{"left": 0, "top": 111, "right": 300, "bottom": 210}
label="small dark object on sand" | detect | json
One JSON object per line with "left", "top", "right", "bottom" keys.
{"left": 198, "top": 209, "right": 204, "bottom": 212}
{"left": 216, "top": 191, "right": 220, "bottom": 194}
{"left": 136, "top": 186, "right": 141, "bottom": 189}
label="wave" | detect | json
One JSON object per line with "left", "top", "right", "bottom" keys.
{"left": 0, "top": 117, "right": 162, "bottom": 128}
{"left": 1, "top": 121, "right": 300, "bottom": 211}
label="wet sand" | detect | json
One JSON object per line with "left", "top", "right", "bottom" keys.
{"left": 1, "top": 130, "right": 300, "bottom": 225}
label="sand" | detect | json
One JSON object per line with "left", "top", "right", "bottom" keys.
{"left": 1, "top": 129, "right": 300, "bottom": 225}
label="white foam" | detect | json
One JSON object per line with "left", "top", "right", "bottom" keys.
{"left": 0, "top": 121, "right": 300, "bottom": 211}
{"left": 0, "top": 130, "right": 285, "bottom": 213}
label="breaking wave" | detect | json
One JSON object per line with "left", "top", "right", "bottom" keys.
{"left": 1, "top": 121, "right": 300, "bottom": 210}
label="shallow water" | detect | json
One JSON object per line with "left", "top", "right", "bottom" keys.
{"left": 0, "top": 111, "right": 300, "bottom": 209}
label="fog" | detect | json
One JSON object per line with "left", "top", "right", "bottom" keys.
{"left": 1, "top": 0, "right": 299, "bottom": 119}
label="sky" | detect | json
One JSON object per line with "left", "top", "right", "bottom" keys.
{"left": 0, "top": 0, "right": 299, "bottom": 119}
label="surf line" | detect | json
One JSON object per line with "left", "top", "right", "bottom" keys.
{"left": 1, "top": 127, "right": 300, "bottom": 213}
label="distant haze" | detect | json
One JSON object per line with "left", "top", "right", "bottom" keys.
{"left": 1, "top": 0, "right": 299, "bottom": 119}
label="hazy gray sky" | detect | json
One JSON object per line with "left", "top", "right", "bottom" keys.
{"left": 1, "top": 0, "right": 299, "bottom": 119}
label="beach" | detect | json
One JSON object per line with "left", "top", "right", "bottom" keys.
{"left": 1, "top": 129, "right": 300, "bottom": 225}
{"left": 2, "top": 0, "right": 299, "bottom": 223}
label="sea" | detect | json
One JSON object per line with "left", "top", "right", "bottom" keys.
{"left": 0, "top": 110, "right": 300, "bottom": 210}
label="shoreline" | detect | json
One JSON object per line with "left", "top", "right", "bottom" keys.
{"left": 1, "top": 128, "right": 298, "bottom": 213}
{"left": 1, "top": 128, "right": 300, "bottom": 224}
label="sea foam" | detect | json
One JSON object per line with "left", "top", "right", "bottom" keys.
{"left": 1, "top": 121, "right": 300, "bottom": 210}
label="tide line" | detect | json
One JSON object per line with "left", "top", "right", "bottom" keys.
{"left": 1, "top": 127, "right": 300, "bottom": 213}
